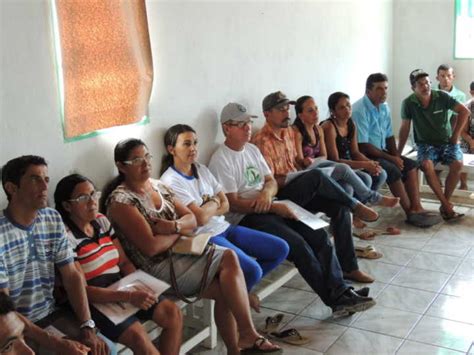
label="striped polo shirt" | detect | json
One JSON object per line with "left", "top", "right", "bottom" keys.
{"left": 0, "top": 207, "right": 74, "bottom": 322}
{"left": 66, "top": 214, "right": 120, "bottom": 287}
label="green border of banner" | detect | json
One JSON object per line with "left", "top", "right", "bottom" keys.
{"left": 454, "top": 0, "right": 474, "bottom": 59}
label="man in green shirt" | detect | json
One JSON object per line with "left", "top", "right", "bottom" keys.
{"left": 398, "top": 69, "right": 469, "bottom": 221}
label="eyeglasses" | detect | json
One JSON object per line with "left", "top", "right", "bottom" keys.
{"left": 122, "top": 154, "right": 153, "bottom": 166}
{"left": 225, "top": 120, "right": 252, "bottom": 128}
{"left": 68, "top": 191, "right": 101, "bottom": 204}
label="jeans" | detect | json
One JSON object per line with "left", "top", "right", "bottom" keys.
{"left": 239, "top": 213, "right": 348, "bottom": 306}
{"left": 277, "top": 169, "right": 359, "bottom": 272}
{"left": 210, "top": 225, "right": 289, "bottom": 290}
{"left": 317, "top": 161, "right": 385, "bottom": 204}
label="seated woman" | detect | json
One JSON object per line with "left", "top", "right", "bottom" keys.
{"left": 321, "top": 92, "right": 399, "bottom": 223}
{"left": 100, "top": 138, "right": 281, "bottom": 355}
{"left": 160, "top": 124, "right": 289, "bottom": 310}
{"left": 293, "top": 95, "right": 399, "bottom": 214}
{"left": 54, "top": 174, "right": 182, "bottom": 355}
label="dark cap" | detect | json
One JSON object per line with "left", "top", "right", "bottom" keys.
{"left": 262, "top": 91, "right": 296, "bottom": 111}
{"left": 409, "top": 69, "right": 429, "bottom": 86}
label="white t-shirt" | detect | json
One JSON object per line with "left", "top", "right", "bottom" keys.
{"left": 161, "top": 163, "right": 229, "bottom": 236}
{"left": 208, "top": 143, "right": 272, "bottom": 224}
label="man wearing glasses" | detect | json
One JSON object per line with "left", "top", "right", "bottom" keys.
{"left": 398, "top": 70, "right": 469, "bottom": 221}
{"left": 0, "top": 155, "right": 112, "bottom": 354}
{"left": 209, "top": 102, "right": 376, "bottom": 318}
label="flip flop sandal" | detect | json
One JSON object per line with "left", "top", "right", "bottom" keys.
{"left": 439, "top": 207, "right": 465, "bottom": 222}
{"left": 269, "top": 328, "right": 311, "bottom": 346}
{"left": 240, "top": 336, "right": 283, "bottom": 354}
{"left": 260, "top": 313, "right": 284, "bottom": 334}
{"left": 353, "top": 230, "right": 376, "bottom": 240}
{"left": 355, "top": 245, "right": 383, "bottom": 259}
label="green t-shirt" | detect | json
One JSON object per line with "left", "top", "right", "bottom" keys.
{"left": 401, "top": 90, "right": 459, "bottom": 145}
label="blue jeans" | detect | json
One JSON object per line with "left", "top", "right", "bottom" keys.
{"left": 210, "top": 225, "right": 289, "bottom": 291}
{"left": 277, "top": 169, "right": 359, "bottom": 273}
{"left": 317, "top": 161, "right": 386, "bottom": 204}
{"left": 239, "top": 213, "right": 348, "bottom": 306}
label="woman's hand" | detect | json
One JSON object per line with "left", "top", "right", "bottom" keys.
{"left": 303, "top": 157, "right": 314, "bottom": 168}
{"left": 364, "top": 160, "right": 381, "bottom": 175}
{"left": 128, "top": 289, "right": 156, "bottom": 310}
{"left": 150, "top": 217, "right": 175, "bottom": 235}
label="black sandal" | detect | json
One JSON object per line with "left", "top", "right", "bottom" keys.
{"left": 240, "top": 336, "right": 282, "bottom": 354}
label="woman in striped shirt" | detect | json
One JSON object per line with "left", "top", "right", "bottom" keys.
{"left": 54, "top": 174, "right": 182, "bottom": 355}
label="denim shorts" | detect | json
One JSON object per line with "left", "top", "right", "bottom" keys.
{"left": 416, "top": 143, "right": 463, "bottom": 165}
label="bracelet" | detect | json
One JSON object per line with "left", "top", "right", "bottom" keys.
{"left": 128, "top": 291, "right": 132, "bottom": 303}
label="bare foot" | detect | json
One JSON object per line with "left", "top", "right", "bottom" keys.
{"left": 353, "top": 203, "right": 379, "bottom": 222}
{"left": 376, "top": 195, "right": 400, "bottom": 208}
{"left": 343, "top": 270, "right": 375, "bottom": 283}
{"left": 248, "top": 293, "right": 261, "bottom": 313}
{"left": 353, "top": 217, "right": 367, "bottom": 229}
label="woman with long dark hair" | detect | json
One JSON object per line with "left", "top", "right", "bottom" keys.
{"left": 100, "top": 138, "right": 281, "bottom": 355}
{"left": 55, "top": 174, "right": 183, "bottom": 355}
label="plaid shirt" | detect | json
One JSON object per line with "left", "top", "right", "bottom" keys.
{"left": 251, "top": 123, "right": 298, "bottom": 176}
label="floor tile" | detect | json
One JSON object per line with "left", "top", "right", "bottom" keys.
{"left": 260, "top": 287, "right": 317, "bottom": 314}
{"left": 465, "top": 247, "right": 474, "bottom": 260}
{"left": 391, "top": 267, "right": 450, "bottom": 293}
{"left": 455, "top": 258, "right": 474, "bottom": 277}
{"left": 356, "top": 259, "right": 402, "bottom": 283}
{"left": 300, "top": 297, "right": 362, "bottom": 326}
{"left": 325, "top": 328, "right": 403, "bottom": 355}
{"left": 408, "top": 315, "right": 474, "bottom": 352}
{"left": 422, "top": 238, "right": 470, "bottom": 257}
{"left": 283, "top": 273, "right": 313, "bottom": 292}
{"left": 426, "top": 294, "right": 474, "bottom": 325}
{"left": 376, "top": 233, "right": 432, "bottom": 251}
{"left": 376, "top": 284, "right": 437, "bottom": 313}
{"left": 406, "top": 251, "right": 461, "bottom": 274}
{"left": 283, "top": 316, "right": 347, "bottom": 352}
{"left": 370, "top": 244, "right": 417, "bottom": 266}
{"left": 351, "top": 305, "right": 421, "bottom": 338}
{"left": 441, "top": 274, "right": 474, "bottom": 298}
{"left": 397, "top": 340, "right": 464, "bottom": 354}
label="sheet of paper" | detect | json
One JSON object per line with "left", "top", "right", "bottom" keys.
{"left": 277, "top": 199, "right": 329, "bottom": 230}
{"left": 92, "top": 270, "right": 170, "bottom": 325}
{"left": 285, "top": 166, "right": 335, "bottom": 185}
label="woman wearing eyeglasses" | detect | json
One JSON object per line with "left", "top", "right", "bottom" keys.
{"left": 160, "top": 124, "right": 289, "bottom": 311}
{"left": 54, "top": 174, "right": 183, "bottom": 355}
{"left": 100, "top": 138, "right": 282, "bottom": 355}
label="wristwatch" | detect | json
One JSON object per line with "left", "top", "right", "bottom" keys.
{"left": 80, "top": 319, "right": 97, "bottom": 333}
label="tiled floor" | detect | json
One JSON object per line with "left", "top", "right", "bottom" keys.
{"left": 190, "top": 200, "right": 474, "bottom": 354}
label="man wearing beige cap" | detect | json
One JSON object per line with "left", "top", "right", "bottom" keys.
{"left": 209, "top": 102, "right": 376, "bottom": 316}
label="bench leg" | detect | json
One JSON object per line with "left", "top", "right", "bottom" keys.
{"left": 201, "top": 299, "right": 217, "bottom": 349}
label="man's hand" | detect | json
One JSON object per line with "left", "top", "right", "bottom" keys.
{"left": 80, "top": 329, "right": 109, "bottom": 355}
{"left": 389, "top": 155, "right": 404, "bottom": 170}
{"left": 129, "top": 290, "right": 156, "bottom": 310}
{"left": 251, "top": 191, "right": 273, "bottom": 213}
{"left": 270, "top": 202, "right": 298, "bottom": 220}
{"left": 54, "top": 338, "right": 90, "bottom": 355}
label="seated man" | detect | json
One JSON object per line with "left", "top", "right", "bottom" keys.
{"left": 250, "top": 92, "right": 379, "bottom": 282}
{"left": 209, "top": 102, "right": 376, "bottom": 316}
{"left": 0, "top": 155, "right": 111, "bottom": 355}
{"left": 0, "top": 291, "right": 89, "bottom": 354}
{"left": 352, "top": 73, "right": 442, "bottom": 228}
{"left": 398, "top": 70, "right": 469, "bottom": 220}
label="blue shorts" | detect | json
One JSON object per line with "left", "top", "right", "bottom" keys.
{"left": 416, "top": 143, "right": 463, "bottom": 166}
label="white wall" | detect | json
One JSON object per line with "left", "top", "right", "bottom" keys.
{"left": 392, "top": 0, "right": 474, "bottom": 132}
{"left": 1, "top": 0, "right": 394, "bottom": 205}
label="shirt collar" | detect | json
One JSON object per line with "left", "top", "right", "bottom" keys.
{"left": 409, "top": 90, "right": 439, "bottom": 106}
{"left": 261, "top": 122, "right": 285, "bottom": 141}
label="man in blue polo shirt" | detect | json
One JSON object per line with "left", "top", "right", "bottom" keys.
{"left": 398, "top": 70, "right": 469, "bottom": 221}
{"left": 352, "top": 73, "right": 441, "bottom": 228}
{"left": 1, "top": 155, "right": 111, "bottom": 354}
